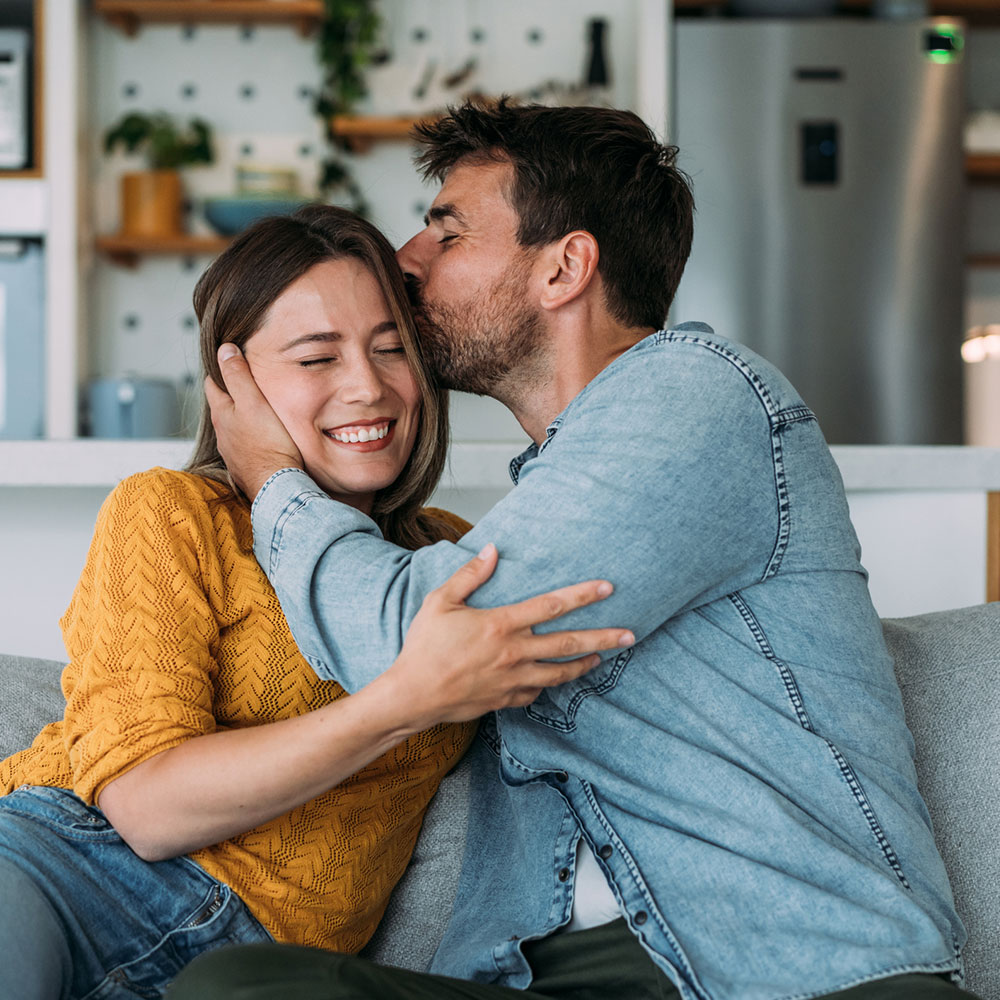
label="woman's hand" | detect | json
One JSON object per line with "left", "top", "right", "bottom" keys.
{"left": 380, "top": 543, "right": 634, "bottom": 729}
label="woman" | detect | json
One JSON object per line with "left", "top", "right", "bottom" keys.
{"left": 0, "top": 205, "right": 628, "bottom": 1000}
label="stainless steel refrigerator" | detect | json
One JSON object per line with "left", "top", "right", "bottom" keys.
{"left": 671, "top": 18, "right": 966, "bottom": 444}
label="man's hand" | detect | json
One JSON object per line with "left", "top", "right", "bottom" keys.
{"left": 205, "top": 343, "right": 303, "bottom": 500}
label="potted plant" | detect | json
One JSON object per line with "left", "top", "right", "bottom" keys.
{"left": 103, "top": 112, "right": 214, "bottom": 238}
{"left": 314, "top": 0, "right": 382, "bottom": 214}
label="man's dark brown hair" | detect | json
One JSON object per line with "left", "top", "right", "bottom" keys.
{"left": 413, "top": 97, "right": 695, "bottom": 331}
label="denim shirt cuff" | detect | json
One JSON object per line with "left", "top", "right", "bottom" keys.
{"left": 250, "top": 467, "right": 324, "bottom": 575}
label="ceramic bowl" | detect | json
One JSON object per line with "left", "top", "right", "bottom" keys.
{"left": 203, "top": 195, "right": 311, "bottom": 236}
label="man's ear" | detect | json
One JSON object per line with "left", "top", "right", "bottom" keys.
{"left": 538, "top": 231, "right": 599, "bottom": 311}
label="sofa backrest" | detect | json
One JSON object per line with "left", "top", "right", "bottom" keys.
{"left": 883, "top": 603, "right": 1000, "bottom": 999}
{"left": 2, "top": 604, "right": 998, "bottom": 997}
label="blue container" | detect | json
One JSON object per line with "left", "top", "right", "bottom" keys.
{"left": 86, "top": 377, "right": 181, "bottom": 439}
{"left": 0, "top": 239, "right": 45, "bottom": 440}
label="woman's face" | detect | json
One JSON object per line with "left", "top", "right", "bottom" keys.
{"left": 243, "top": 257, "right": 422, "bottom": 514}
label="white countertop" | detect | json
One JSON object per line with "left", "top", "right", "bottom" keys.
{"left": 3, "top": 441, "right": 1000, "bottom": 492}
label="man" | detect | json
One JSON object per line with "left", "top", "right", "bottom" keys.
{"left": 177, "top": 100, "right": 974, "bottom": 999}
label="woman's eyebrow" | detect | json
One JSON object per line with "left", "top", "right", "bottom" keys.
{"left": 280, "top": 322, "right": 397, "bottom": 352}
{"left": 280, "top": 331, "right": 343, "bottom": 352}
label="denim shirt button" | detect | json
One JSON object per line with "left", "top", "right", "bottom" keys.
{"left": 558, "top": 867, "right": 571, "bottom": 882}
{"left": 554, "top": 771, "right": 569, "bottom": 783}
{"left": 598, "top": 844, "right": 613, "bottom": 860}
{"left": 634, "top": 911, "right": 648, "bottom": 926}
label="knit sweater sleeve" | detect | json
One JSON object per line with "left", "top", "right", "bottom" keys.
{"left": 59, "top": 469, "right": 223, "bottom": 805}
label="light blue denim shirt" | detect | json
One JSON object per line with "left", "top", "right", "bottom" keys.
{"left": 251, "top": 324, "right": 964, "bottom": 1000}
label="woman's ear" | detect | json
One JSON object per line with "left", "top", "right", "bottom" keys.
{"left": 538, "top": 231, "right": 600, "bottom": 311}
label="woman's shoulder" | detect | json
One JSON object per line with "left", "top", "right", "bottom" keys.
{"left": 111, "top": 467, "right": 235, "bottom": 505}
{"left": 100, "top": 468, "right": 241, "bottom": 534}
{"left": 419, "top": 506, "right": 473, "bottom": 542}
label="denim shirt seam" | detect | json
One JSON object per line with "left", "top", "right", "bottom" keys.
{"left": 728, "top": 591, "right": 914, "bottom": 891}
{"left": 578, "top": 780, "right": 705, "bottom": 994}
{"left": 263, "top": 486, "right": 331, "bottom": 575}
{"left": 771, "top": 957, "right": 961, "bottom": 1000}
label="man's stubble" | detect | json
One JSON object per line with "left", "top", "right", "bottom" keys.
{"left": 409, "top": 253, "right": 547, "bottom": 400}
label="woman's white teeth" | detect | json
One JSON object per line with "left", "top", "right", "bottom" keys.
{"left": 332, "top": 425, "right": 389, "bottom": 443}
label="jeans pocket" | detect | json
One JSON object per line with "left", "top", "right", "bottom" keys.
{"left": 524, "top": 649, "right": 633, "bottom": 731}
{"left": 3, "top": 785, "right": 118, "bottom": 842}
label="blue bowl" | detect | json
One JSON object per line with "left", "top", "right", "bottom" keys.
{"left": 203, "top": 196, "right": 311, "bottom": 236}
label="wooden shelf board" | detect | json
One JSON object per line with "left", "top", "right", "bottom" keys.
{"left": 94, "top": 1, "right": 323, "bottom": 37}
{"left": 967, "top": 153, "right": 1000, "bottom": 179}
{"left": 330, "top": 115, "right": 441, "bottom": 153}
{"left": 968, "top": 254, "right": 1000, "bottom": 268}
{"left": 96, "top": 234, "right": 231, "bottom": 267}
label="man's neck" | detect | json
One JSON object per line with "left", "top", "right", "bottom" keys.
{"left": 500, "top": 321, "right": 655, "bottom": 445}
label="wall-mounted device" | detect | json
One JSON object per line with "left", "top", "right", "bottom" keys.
{"left": 0, "top": 29, "right": 29, "bottom": 170}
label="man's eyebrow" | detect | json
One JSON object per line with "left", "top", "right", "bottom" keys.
{"left": 424, "top": 203, "right": 466, "bottom": 228}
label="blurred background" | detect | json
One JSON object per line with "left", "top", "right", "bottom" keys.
{"left": 1, "top": 0, "right": 999, "bottom": 658}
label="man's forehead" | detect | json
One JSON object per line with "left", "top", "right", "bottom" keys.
{"left": 430, "top": 160, "right": 516, "bottom": 221}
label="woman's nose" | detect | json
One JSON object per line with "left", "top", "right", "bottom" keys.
{"left": 339, "top": 358, "right": 385, "bottom": 404}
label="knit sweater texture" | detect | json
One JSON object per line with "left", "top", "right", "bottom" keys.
{"left": 0, "top": 468, "right": 474, "bottom": 952}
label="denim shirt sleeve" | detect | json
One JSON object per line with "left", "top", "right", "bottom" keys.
{"left": 251, "top": 337, "right": 781, "bottom": 691}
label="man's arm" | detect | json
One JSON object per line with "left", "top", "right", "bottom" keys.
{"left": 211, "top": 340, "right": 780, "bottom": 692}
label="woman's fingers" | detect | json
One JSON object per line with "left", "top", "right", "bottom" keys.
{"left": 502, "top": 654, "right": 608, "bottom": 704}
{"left": 499, "top": 579, "right": 617, "bottom": 631}
{"left": 432, "top": 544, "right": 500, "bottom": 605}
{"left": 523, "top": 626, "right": 635, "bottom": 662}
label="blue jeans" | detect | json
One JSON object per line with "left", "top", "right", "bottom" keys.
{"left": 0, "top": 785, "right": 272, "bottom": 999}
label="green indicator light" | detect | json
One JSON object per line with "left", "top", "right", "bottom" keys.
{"left": 925, "top": 23, "right": 964, "bottom": 65}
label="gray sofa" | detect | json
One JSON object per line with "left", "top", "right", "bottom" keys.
{"left": 2, "top": 602, "right": 998, "bottom": 997}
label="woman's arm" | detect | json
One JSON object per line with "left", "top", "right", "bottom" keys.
{"left": 98, "top": 543, "right": 633, "bottom": 862}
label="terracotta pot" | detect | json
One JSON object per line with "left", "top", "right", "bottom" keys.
{"left": 120, "top": 170, "right": 183, "bottom": 238}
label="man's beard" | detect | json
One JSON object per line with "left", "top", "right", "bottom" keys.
{"left": 407, "top": 257, "right": 546, "bottom": 398}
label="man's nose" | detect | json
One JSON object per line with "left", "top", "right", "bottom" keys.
{"left": 396, "top": 230, "right": 428, "bottom": 284}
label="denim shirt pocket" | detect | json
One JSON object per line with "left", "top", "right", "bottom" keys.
{"left": 524, "top": 649, "right": 633, "bottom": 731}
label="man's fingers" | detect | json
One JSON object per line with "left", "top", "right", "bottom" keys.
{"left": 502, "top": 579, "right": 616, "bottom": 631}
{"left": 216, "top": 343, "right": 260, "bottom": 400}
{"left": 433, "top": 544, "right": 499, "bottom": 605}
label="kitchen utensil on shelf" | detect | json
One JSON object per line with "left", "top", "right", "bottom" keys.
{"left": 86, "top": 376, "right": 181, "bottom": 439}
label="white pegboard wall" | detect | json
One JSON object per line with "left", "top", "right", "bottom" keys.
{"left": 85, "top": 1, "right": 656, "bottom": 435}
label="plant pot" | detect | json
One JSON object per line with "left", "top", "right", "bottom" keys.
{"left": 120, "top": 170, "right": 183, "bottom": 238}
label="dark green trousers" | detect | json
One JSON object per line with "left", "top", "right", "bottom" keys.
{"left": 166, "top": 919, "right": 979, "bottom": 1000}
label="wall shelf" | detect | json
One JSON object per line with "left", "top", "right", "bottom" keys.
{"left": 96, "top": 233, "right": 231, "bottom": 267}
{"left": 330, "top": 114, "right": 437, "bottom": 153}
{"left": 967, "top": 152, "right": 1000, "bottom": 180}
{"left": 94, "top": 1, "right": 323, "bottom": 38}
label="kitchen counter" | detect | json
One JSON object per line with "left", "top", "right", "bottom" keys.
{"left": 1, "top": 441, "right": 997, "bottom": 660}
{"left": 4, "top": 440, "right": 1000, "bottom": 491}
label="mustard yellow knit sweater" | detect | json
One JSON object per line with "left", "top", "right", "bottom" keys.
{"left": 0, "top": 468, "right": 474, "bottom": 952}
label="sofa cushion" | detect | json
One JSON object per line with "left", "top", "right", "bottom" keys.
{"left": 359, "top": 752, "right": 471, "bottom": 971}
{"left": 0, "top": 653, "right": 64, "bottom": 761}
{"left": 883, "top": 603, "right": 1000, "bottom": 1000}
